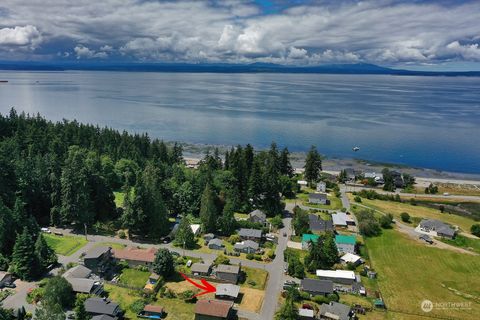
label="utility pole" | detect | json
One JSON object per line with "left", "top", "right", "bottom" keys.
{"left": 84, "top": 223, "right": 88, "bottom": 240}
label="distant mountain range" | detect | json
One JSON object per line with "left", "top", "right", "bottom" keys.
{"left": 1, "top": 61, "right": 479, "bottom": 76}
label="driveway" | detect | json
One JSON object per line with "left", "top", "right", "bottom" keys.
{"left": 2, "top": 279, "right": 37, "bottom": 313}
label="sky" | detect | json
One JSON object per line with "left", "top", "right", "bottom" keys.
{"left": 0, "top": 0, "right": 480, "bottom": 70}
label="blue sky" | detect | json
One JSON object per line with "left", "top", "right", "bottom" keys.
{"left": 0, "top": 0, "right": 479, "bottom": 70}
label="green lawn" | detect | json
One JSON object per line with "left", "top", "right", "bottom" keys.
{"left": 438, "top": 235, "right": 480, "bottom": 254}
{"left": 195, "top": 239, "right": 271, "bottom": 264}
{"left": 118, "top": 268, "right": 151, "bottom": 288}
{"left": 44, "top": 234, "right": 88, "bottom": 256}
{"left": 94, "top": 242, "right": 127, "bottom": 250}
{"left": 365, "top": 228, "right": 480, "bottom": 319}
{"left": 240, "top": 266, "right": 268, "bottom": 290}
{"left": 354, "top": 196, "right": 476, "bottom": 233}
{"left": 289, "top": 191, "right": 343, "bottom": 210}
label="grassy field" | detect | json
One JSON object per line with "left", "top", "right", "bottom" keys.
{"left": 44, "top": 234, "right": 88, "bottom": 256}
{"left": 94, "top": 242, "right": 126, "bottom": 250}
{"left": 354, "top": 196, "right": 477, "bottom": 233}
{"left": 365, "top": 228, "right": 480, "bottom": 319}
{"left": 118, "top": 268, "right": 151, "bottom": 288}
{"left": 240, "top": 266, "right": 269, "bottom": 290}
{"left": 438, "top": 235, "right": 480, "bottom": 254}
{"left": 195, "top": 239, "right": 272, "bottom": 264}
{"left": 285, "top": 190, "right": 343, "bottom": 210}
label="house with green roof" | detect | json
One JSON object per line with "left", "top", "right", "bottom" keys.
{"left": 302, "top": 234, "right": 320, "bottom": 250}
{"left": 335, "top": 234, "right": 356, "bottom": 254}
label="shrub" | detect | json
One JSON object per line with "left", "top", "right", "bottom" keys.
{"left": 214, "top": 255, "right": 230, "bottom": 265}
{"left": 247, "top": 280, "right": 256, "bottom": 287}
{"left": 163, "top": 289, "right": 176, "bottom": 299}
{"left": 471, "top": 224, "right": 480, "bottom": 237}
{"left": 354, "top": 196, "right": 362, "bottom": 203}
{"left": 246, "top": 253, "right": 254, "bottom": 260}
{"left": 254, "top": 254, "right": 262, "bottom": 261}
{"left": 400, "top": 212, "right": 410, "bottom": 223}
{"left": 228, "top": 234, "right": 241, "bottom": 244}
{"left": 299, "top": 291, "right": 310, "bottom": 300}
{"left": 346, "top": 262, "right": 356, "bottom": 270}
{"left": 267, "top": 249, "right": 276, "bottom": 259}
{"left": 181, "top": 290, "right": 197, "bottom": 303}
{"left": 379, "top": 213, "right": 394, "bottom": 229}
{"left": 130, "top": 299, "right": 146, "bottom": 314}
{"left": 312, "top": 295, "right": 329, "bottom": 304}
{"left": 118, "top": 230, "right": 126, "bottom": 239}
{"left": 270, "top": 215, "right": 284, "bottom": 229}
{"left": 136, "top": 265, "right": 149, "bottom": 272}
{"left": 410, "top": 198, "right": 417, "bottom": 206}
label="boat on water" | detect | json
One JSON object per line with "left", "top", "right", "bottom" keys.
{"left": 352, "top": 146, "right": 360, "bottom": 151}
{"left": 0, "top": 80, "right": 8, "bottom": 83}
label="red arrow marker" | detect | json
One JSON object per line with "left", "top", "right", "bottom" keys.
{"left": 180, "top": 272, "right": 216, "bottom": 297}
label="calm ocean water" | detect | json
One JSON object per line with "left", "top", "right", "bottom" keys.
{"left": 0, "top": 71, "right": 479, "bottom": 173}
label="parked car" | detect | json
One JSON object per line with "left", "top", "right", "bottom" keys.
{"left": 41, "top": 227, "right": 51, "bottom": 234}
{"left": 186, "top": 260, "right": 192, "bottom": 267}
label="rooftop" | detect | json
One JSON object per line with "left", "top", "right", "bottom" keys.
{"left": 301, "top": 278, "right": 334, "bottom": 294}
{"left": 340, "top": 253, "right": 362, "bottom": 263}
{"left": 335, "top": 234, "right": 356, "bottom": 245}
{"left": 319, "top": 302, "right": 351, "bottom": 320}
{"left": 309, "top": 193, "right": 328, "bottom": 200}
{"left": 308, "top": 214, "right": 334, "bottom": 232}
{"left": 143, "top": 305, "right": 164, "bottom": 313}
{"left": 238, "top": 228, "right": 262, "bottom": 238}
{"left": 249, "top": 209, "right": 266, "bottom": 221}
{"left": 299, "top": 308, "right": 315, "bottom": 317}
{"left": 302, "top": 234, "right": 320, "bottom": 243}
{"left": 84, "top": 297, "right": 120, "bottom": 316}
{"left": 84, "top": 246, "right": 111, "bottom": 260}
{"left": 191, "top": 263, "right": 211, "bottom": 274}
{"left": 65, "top": 278, "right": 96, "bottom": 293}
{"left": 234, "top": 240, "right": 259, "bottom": 250}
{"left": 316, "top": 270, "right": 356, "bottom": 280}
{"left": 208, "top": 238, "right": 224, "bottom": 246}
{"left": 331, "top": 212, "right": 354, "bottom": 226}
{"left": 112, "top": 247, "right": 157, "bottom": 263}
{"left": 194, "top": 299, "right": 234, "bottom": 318}
{"left": 63, "top": 265, "right": 92, "bottom": 279}
{"left": 216, "top": 264, "right": 240, "bottom": 274}
{"left": 216, "top": 284, "right": 240, "bottom": 298}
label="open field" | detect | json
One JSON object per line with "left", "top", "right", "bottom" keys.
{"left": 43, "top": 233, "right": 88, "bottom": 256}
{"left": 352, "top": 196, "right": 477, "bottom": 233}
{"left": 365, "top": 229, "right": 480, "bottom": 319}
{"left": 94, "top": 242, "right": 126, "bottom": 250}
{"left": 118, "top": 268, "right": 151, "bottom": 288}
{"left": 438, "top": 235, "right": 480, "bottom": 254}
{"left": 238, "top": 287, "right": 265, "bottom": 313}
{"left": 240, "top": 266, "right": 268, "bottom": 290}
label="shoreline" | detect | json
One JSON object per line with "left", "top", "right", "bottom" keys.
{"left": 178, "top": 142, "right": 480, "bottom": 184}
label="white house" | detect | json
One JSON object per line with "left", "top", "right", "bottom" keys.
{"left": 316, "top": 270, "right": 356, "bottom": 285}
{"left": 190, "top": 224, "right": 201, "bottom": 236}
{"left": 340, "top": 253, "right": 362, "bottom": 266}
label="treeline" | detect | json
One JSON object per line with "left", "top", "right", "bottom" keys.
{"left": 0, "top": 109, "right": 308, "bottom": 256}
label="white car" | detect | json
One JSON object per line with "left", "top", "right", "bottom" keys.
{"left": 41, "top": 227, "right": 51, "bottom": 233}
{"left": 186, "top": 260, "right": 192, "bottom": 267}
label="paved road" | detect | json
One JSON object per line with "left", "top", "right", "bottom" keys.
{"left": 2, "top": 280, "right": 37, "bottom": 314}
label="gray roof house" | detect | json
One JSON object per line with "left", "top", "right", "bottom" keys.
{"left": 85, "top": 298, "right": 122, "bottom": 318}
{"left": 249, "top": 209, "right": 267, "bottom": 224}
{"left": 203, "top": 233, "right": 215, "bottom": 241}
{"left": 319, "top": 302, "right": 352, "bottom": 320}
{"left": 91, "top": 316, "right": 117, "bottom": 320}
{"left": 299, "top": 308, "right": 315, "bottom": 320}
{"left": 419, "top": 219, "right": 456, "bottom": 239}
{"left": 83, "top": 246, "right": 112, "bottom": 274}
{"left": 234, "top": 240, "right": 259, "bottom": 254}
{"left": 215, "top": 283, "right": 240, "bottom": 300}
{"left": 301, "top": 279, "right": 334, "bottom": 296}
{"left": 308, "top": 215, "right": 334, "bottom": 233}
{"left": 191, "top": 263, "right": 212, "bottom": 276}
{"left": 62, "top": 265, "right": 103, "bottom": 295}
{"left": 238, "top": 228, "right": 262, "bottom": 240}
{"left": 308, "top": 193, "right": 329, "bottom": 205}
{"left": 216, "top": 264, "right": 241, "bottom": 284}
{"left": 208, "top": 238, "right": 224, "bottom": 250}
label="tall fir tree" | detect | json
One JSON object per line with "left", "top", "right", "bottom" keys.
{"left": 218, "top": 198, "right": 237, "bottom": 235}
{"left": 199, "top": 183, "right": 218, "bottom": 232}
{"left": 11, "top": 227, "right": 37, "bottom": 280}
{"left": 304, "top": 145, "right": 322, "bottom": 184}
{"left": 279, "top": 147, "right": 294, "bottom": 177}
{"left": 35, "top": 233, "right": 58, "bottom": 271}
{"left": 174, "top": 217, "right": 195, "bottom": 249}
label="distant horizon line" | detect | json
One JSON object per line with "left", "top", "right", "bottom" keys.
{"left": 1, "top": 61, "right": 480, "bottom": 76}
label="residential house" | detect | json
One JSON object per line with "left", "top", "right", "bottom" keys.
{"left": 249, "top": 209, "right": 269, "bottom": 227}
{"left": 316, "top": 270, "right": 356, "bottom": 285}
{"left": 418, "top": 219, "right": 456, "bottom": 239}
{"left": 83, "top": 246, "right": 113, "bottom": 274}
{"left": 85, "top": 297, "right": 122, "bottom": 318}
{"left": 302, "top": 234, "right": 320, "bottom": 250}
{"left": 238, "top": 228, "right": 262, "bottom": 241}
{"left": 191, "top": 263, "right": 212, "bottom": 277}
{"left": 390, "top": 171, "right": 405, "bottom": 188}
{"left": 138, "top": 305, "right": 164, "bottom": 319}
{"left": 204, "top": 233, "right": 215, "bottom": 242}
{"left": 299, "top": 308, "right": 315, "bottom": 320}
{"left": 215, "top": 284, "right": 240, "bottom": 300}
{"left": 319, "top": 301, "right": 352, "bottom": 320}
{"left": 208, "top": 238, "right": 224, "bottom": 250}
{"left": 0, "top": 272, "right": 13, "bottom": 287}
{"left": 332, "top": 212, "right": 356, "bottom": 228}
{"left": 298, "top": 180, "right": 308, "bottom": 187}
{"left": 335, "top": 235, "right": 357, "bottom": 254}
{"left": 316, "top": 181, "right": 327, "bottom": 192}
{"left": 112, "top": 247, "right": 157, "bottom": 270}
{"left": 191, "top": 224, "right": 201, "bottom": 236}
{"left": 215, "top": 264, "right": 241, "bottom": 284}
{"left": 340, "top": 253, "right": 362, "bottom": 266}
{"left": 194, "top": 299, "right": 234, "bottom": 320}
{"left": 308, "top": 193, "right": 329, "bottom": 205}
{"left": 62, "top": 265, "right": 103, "bottom": 295}
{"left": 343, "top": 168, "right": 358, "bottom": 181}
{"left": 300, "top": 278, "right": 334, "bottom": 296}
{"left": 233, "top": 240, "right": 259, "bottom": 254}
{"left": 308, "top": 215, "right": 334, "bottom": 233}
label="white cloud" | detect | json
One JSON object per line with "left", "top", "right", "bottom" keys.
{"left": 74, "top": 45, "right": 108, "bottom": 59}
{"left": 0, "top": 1, "right": 480, "bottom": 65}
{"left": 0, "top": 25, "right": 42, "bottom": 48}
